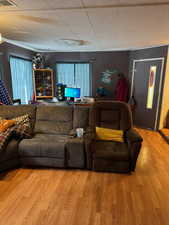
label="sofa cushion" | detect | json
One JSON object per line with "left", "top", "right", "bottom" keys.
{"left": 0, "top": 105, "right": 36, "bottom": 134}
{"left": 35, "top": 106, "right": 73, "bottom": 134}
{"left": 92, "top": 141, "right": 129, "bottom": 161}
{"left": 36, "top": 105, "right": 73, "bottom": 122}
{"left": 35, "top": 121, "right": 72, "bottom": 135}
{"left": 93, "top": 101, "right": 132, "bottom": 130}
{"left": 19, "top": 134, "right": 69, "bottom": 158}
{"left": 73, "top": 106, "right": 90, "bottom": 129}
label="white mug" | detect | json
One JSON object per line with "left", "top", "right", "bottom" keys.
{"left": 76, "top": 128, "right": 84, "bottom": 138}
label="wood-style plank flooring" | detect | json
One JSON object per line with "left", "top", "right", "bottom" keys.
{"left": 0, "top": 129, "right": 169, "bottom": 225}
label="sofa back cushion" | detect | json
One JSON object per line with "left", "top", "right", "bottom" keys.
{"left": 73, "top": 106, "right": 93, "bottom": 129}
{"left": 93, "top": 101, "right": 132, "bottom": 131}
{"left": 0, "top": 105, "right": 36, "bottom": 134}
{"left": 35, "top": 105, "right": 73, "bottom": 134}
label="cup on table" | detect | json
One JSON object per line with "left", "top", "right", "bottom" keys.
{"left": 76, "top": 128, "right": 84, "bottom": 138}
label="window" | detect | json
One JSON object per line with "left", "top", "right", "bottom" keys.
{"left": 146, "top": 65, "right": 157, "bottom": 109}
{"left": 10, "top": 56, "right": 33, "bottom": 104}
{"left": 56, "top": 63, "right": 90, "bottom": 97}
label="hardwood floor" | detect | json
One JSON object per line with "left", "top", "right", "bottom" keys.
{"left": 0, "top": 129, "right": 169, "bottom": 225}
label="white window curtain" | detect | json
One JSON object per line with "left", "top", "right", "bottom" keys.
{"left": 75, "top": 64, "right": 90, "bottom": 97}
{"left": 10, "top": 56, "right": 33, "bottom": 104}
{"left": 56, "top": 63, "right": 90, "bottom": 97}
{"left": 57, "top": 63, "right": 74, "bottom": 87}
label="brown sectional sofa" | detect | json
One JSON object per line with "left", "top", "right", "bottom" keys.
{"left": 0, "top": 101, "right": 143, "bottom": 173}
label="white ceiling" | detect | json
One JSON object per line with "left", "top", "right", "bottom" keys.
{"left": 0, "top": 0, "right": 169, "bottom": 51}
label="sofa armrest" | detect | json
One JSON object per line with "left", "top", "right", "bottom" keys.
{"left": 69, "top": 127, "right": 95, "bottom": 169}
{"left": 83, "top": 127, "right": 95, "bottom": 169}
{"left": 66, "top": 137, "right": 85, "bottom": 168}
{"left": 125, "top": 129, "right": 143, "bottom": 171}
{"left": 69, "top": 127, "right": 95, "bottom": 139}
{"left": 125, "top": 129, "right": 143, "bottom": 143}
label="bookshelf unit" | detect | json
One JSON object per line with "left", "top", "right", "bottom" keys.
{"left": 33, "top": 69, "right": 54, "bottom": 100}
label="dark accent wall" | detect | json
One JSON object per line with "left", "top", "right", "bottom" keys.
{"left": 129, "top": 46, "right": 168, "bottom": 81}
{"left": 0, "top": 41, "right": 168, "bottom": 108}
{"left": 44, "top": 51, "right": 130, "bottom": 97}
{"left": 0, "top": 42, "right": 34, "bottom": 97}
{"left": 128, "top": 46, "right": 168, "bottom": 128}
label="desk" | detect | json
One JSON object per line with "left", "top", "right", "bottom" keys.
{"left": 30, "top": 100, "right": 93, "bottom": 107}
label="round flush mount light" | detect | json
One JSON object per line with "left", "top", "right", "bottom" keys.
{"left": 0, "top": 33, "right": 3, "bottom": 44}
{"left": 57, "top": 39, "right": 89, "bottom": 46}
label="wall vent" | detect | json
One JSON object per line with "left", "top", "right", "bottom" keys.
{"left": 0, "top": 0, "right": 16, "bottom": 7}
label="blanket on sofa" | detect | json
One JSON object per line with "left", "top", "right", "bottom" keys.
{"left": 0, "top": 114, "right": 32, "bottom": 151}
{"left": 0, "top": 126, "right": 15, "bottom": 151}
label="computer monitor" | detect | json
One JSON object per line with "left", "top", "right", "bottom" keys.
{"left": 64, "top": 87, "right": 80, "bottom": 101}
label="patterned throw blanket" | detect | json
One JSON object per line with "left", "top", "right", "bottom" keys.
{"left": 0, "top": 80, "right": 13, "bottom": 105}
{"left": 0, "top": 114, "right": 32, "bottom": 151}
{"left": 0, "top": 126, "right": 16, "bottom": 151}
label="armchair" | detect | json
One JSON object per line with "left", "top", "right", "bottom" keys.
{"left": 88, "top": 101, "right": 143, "bottom": 173}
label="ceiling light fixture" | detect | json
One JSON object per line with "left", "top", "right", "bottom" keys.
{"left": 0, "top": 0, "right": 15, "bottom": 7}
{"left": 58, "top": 39, "right": 88, "bottom": 46}
{"left": 0, "top": 33, "right": 3, "bottom": 44}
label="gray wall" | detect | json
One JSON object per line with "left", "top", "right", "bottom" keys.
{"left": 0, "top": 42, "right": 34, "bottom": 97}
{"left": 44, "top": 51, "right": 130, "bottom": 97}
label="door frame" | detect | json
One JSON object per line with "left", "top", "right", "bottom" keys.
{"left": 130, "top": 57, "right": 165, "bottom": 130}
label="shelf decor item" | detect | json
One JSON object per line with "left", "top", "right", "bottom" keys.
{"left": 32, "top": 53, "right": 45, "bottom": 69}
{"left": 33, "top": 69, "right": 54, "bottom": 100}
{"left": 56, "top": 83, "right": 66, "bottom": 101}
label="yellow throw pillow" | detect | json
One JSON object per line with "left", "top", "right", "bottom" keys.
{"left": 96, "top": 127, "right": 124, "bottom": 142}
{"left": 0, "top": 119, "right": 15, "bottom": 132}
